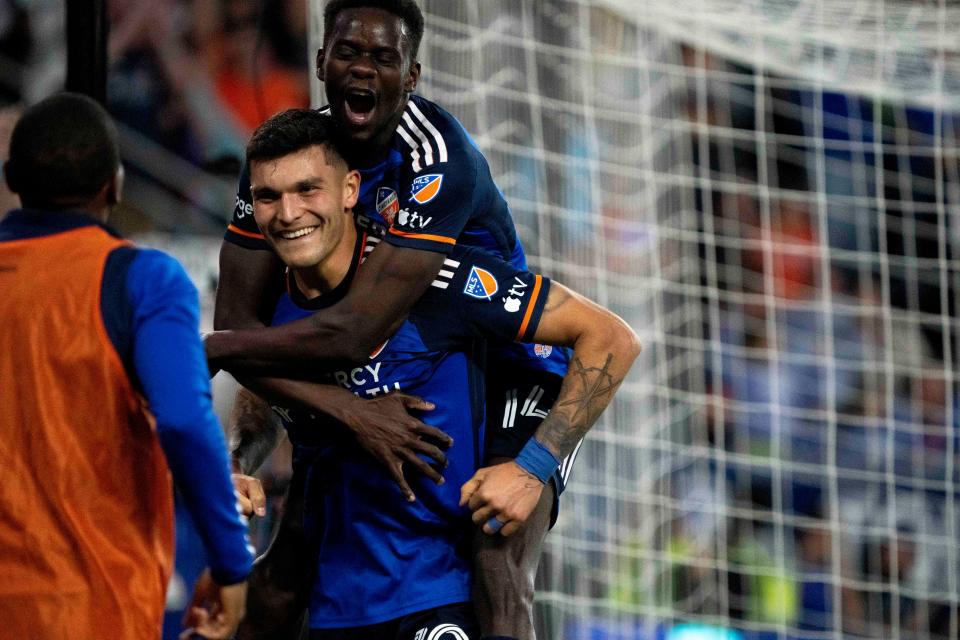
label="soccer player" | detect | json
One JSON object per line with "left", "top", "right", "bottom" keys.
{"left": 0, "top": 93, "right": 254, "bottom": 639}
{"left": 207, "top": 2, "right": 580, "bottom": 638}
{"left": 226, "top": 107, "right": 638, "bottom": 639}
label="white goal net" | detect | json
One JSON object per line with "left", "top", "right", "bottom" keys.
{"left": 309, "top": 1, "right": 960, "bottom": 638}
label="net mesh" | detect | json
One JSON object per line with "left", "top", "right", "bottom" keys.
{"left": 309, "top": 1, "right": 959, "bottom": 637}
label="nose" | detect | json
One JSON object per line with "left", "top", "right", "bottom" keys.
{"left": 278, "top": 193, "right": 300, "bottom": 223}
{"left": 349, "top": 53, "right": 376, "bottom": 79}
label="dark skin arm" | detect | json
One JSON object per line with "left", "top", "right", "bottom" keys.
{"left": 214, "top": 240, "right": 451, "bottom": 501}
{"left": 208, "top": 241, "right": 447, "bottom": 373}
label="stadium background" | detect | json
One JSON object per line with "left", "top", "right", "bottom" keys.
{"left": 0, "top": 1, "right": 957, "bottom": 638}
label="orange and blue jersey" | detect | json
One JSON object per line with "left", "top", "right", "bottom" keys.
{"left": 0, "top": 209, "right": 253, "bottom": 639}
{"left": 267, "top": 233, "right": 551, "bottom": 628}
{"left": 225, "top": 94, "right": 569, "bottom": 380}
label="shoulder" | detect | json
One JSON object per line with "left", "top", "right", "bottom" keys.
{"left": 396, "top": 95, "right": 485, "bottom": 172}
{"left": 109, "top": 246, "right": 197, "bottom": 307}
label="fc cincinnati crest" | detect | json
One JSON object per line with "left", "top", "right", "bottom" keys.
{"left": 463, "top": 266, "right": 498, "bottom": 300}
{"left": 410, "top": 174, "right": 443, "bottom": 205}
{"left": 534, "top": 344, "right": 553, "bottom": 359}
{"left": 376, "top": 187, "right": 399, "bottom": 226}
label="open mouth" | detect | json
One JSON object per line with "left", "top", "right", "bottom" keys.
{"left": 278, "top": 226, "right": 318, "bottom": 240}
{"left": 343, "top": 89, "right": 376, "bottom": 126}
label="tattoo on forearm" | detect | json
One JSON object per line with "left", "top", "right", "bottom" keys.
{"left": 537, "top": 353, "right": 622, "bottom": 459}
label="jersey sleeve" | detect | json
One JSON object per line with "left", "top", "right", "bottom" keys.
{"left": 416, "top": 247, "right": 551, "bottom": 348}
{"left": 383, "top": 143, "right": 478, "bottom": 255}
{"left": 122, "top": 249, "right": 255, "bottom": 585}
{"left": 224, "top": 162, "right": 270, "bottom": 250}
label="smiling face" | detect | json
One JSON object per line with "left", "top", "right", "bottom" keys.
{"left": 318, "top": 7, "right": 420, "bottom": 149}
{"left": 250, "top": 144, "right": 360, "bottom": 293}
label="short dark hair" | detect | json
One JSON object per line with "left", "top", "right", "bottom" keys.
{"left": 5, "top": 92, "right": 120, "bottom": 207}
{"left": 323, "top": 0, "right": 425, "bottom": 60}
{"left": 246, "top": 109, "right": 346, "bottom": 170}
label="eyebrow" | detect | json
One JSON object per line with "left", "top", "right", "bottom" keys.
{"left": 251, "top": 178, "right": 325, "bottom": 199}
{"left": 250, "top": 185, "right": 279, "bottom": 200}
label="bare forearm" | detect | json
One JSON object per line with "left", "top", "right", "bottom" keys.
{"left": 207, "top": 315, "right": 369, "bottom": 375}
{"left": 531, "top": 289, "right": 641, "bottom": 460}
{"left": 208, "top": 242, "right": 444, "bottom": 370}
{"left": 236, "top": 375, "right": 356, "bottom": 425}
{"left": 227, "top": 387, "right": 283, "bottom": 475}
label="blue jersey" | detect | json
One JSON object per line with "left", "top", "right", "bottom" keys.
{"left": 268, "top": 232, "right": 552, "bottom": 628}
{"left": 226, "top": 94, "right": 568, "bottom": 378}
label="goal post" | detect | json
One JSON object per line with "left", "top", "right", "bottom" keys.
{"left": 308, "top": 1, "right": 959, "bottom": 638}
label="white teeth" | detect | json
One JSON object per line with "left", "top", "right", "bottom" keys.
{"left": 280, "top": 226, "right": 317, "bottom": 240}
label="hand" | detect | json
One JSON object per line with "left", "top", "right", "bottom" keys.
{"left": 232, "top": 473, "right": 266, "bottom": 518}
{"left": 339, "top": 392, "right": 450, "bottom": 502}
{"left": 459, "top": 461, "right": 544, "bottom": 537}
{"left": 180, "top": 569, "right": 247, "bottom": 639}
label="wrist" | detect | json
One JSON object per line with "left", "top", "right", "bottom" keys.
{"left": 320, "top": 386, "right": 359, "bottom": 427}
{"left": 514, "top": 438, "right": 561, "bottom": 484}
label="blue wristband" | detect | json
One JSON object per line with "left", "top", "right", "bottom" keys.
{"left": 514, "top": 438, "right": 561, "bottom": 484}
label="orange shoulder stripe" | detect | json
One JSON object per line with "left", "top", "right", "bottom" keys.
{"left": 387, "top": 228, "right": 456, "bottom": 245}
{"left": 515, "top": 275, "right": 543, "bottom": 341}
{"left": 227, "top": 224, "right": 265, "bottom": 240}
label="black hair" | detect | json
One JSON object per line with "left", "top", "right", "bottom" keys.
{"left": 5, "top": 92, "right": 120, "bottom": 207}
{"left": 246, "top": 109, "right": 346, "bottom": 170}
{"left": 323, "top": 0, "right": 424, "bottom": 59}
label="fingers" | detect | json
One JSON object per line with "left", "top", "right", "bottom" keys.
{"left": 397, "top": 392, "right": 436, "bottom": 412}
{"left": 400, "top": 448, "right": 445, "bottom": 486}
{"left": 410, "top": 439, "right": 448, "bottom": 469}
{"left": 232, "top": 474, "right": 266, "bottom": 517}
{"left": 413, "top": 422, "right": 453, "bottom": 448}
{"left": 471, "top": 504, "right": 496, "bottom": 526}
{"left": 236, "top": 493, "right": 254, "bottom": 517}
{"left": 500, "top": 520, "right": 524, "bottom": 537}
{"left": 246, "top": 478, "right": 267, "bottom": 517}
{"left": 459, "top": 476, "right": 480, "bottom": 507}
{"left": 485, "top": 517, "right": 505, "bottom": 534}
{"left": 387, "top": 462, "right": 416, "bottom": 502}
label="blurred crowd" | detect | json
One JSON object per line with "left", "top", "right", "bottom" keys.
{"left": 0, "top": 0, "right": 310, "bottom": 234}
{"left": 623, "top": 48, "right": 960, "bottom": 640}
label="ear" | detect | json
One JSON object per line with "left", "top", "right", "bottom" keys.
{"left": 404, "top": 61, "right": 421, "bottom": 93}
{"left": 343, "top": 169, "right": 360, "bottom": 210}
{"left": 316, "top": 48, "right": 325, "bottom": 82}
{"left": 107, "top": 165, "right": 124, "bottom": 206}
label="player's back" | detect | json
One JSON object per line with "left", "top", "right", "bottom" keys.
{"left": 0, "top": 218, "right": 174, "bottom": 639}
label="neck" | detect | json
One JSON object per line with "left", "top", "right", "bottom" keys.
{"left": 292, "top": 220, "right": 358, "bottom": 300}
{"left": 20, "top": 193, "right": 111, "bottom": 222}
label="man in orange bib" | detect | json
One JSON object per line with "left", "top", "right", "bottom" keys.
{"left": 0, "top": 93, "right": 253, "bottom": 639}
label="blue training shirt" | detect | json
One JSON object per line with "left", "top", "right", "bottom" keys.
{"left": 225, "top": 94, "right": 568, "bottom": 379}
{"left": 268, "top": 230, "right": 551, "bottom": 628}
